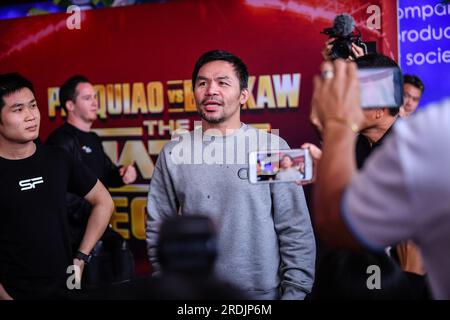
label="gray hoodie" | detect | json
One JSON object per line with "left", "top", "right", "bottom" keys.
{"left": 146, "top": 124, "right": 316, "bottom": 299}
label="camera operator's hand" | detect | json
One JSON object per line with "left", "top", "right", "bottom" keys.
{"left": 321, "top": 38, "right": 336, "bottom": 61}
{"left": 348, "top": 43, "right": 365, "bottom": 61}
{"left": 311, "top": 60, "right": 364, "bottom": 133}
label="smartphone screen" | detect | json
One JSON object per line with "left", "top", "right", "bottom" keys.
{"left": 358, "top": 67, "right": 403, "bottom": 108}
{"left": 248, "top": 149, "right": 313, "bottom": 184}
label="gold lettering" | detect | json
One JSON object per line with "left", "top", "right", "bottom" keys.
{"left": 147, "top": 82, "right": 164, "bottom": 114}
{"left": 183, "top": 80, "right": 196, "bottom": 112}
{"left": 131, "top": 197, "right": 147, "bottom": 240}
{"left": 143, "top": 120, "right": 158, "bottom": 136}
{"left": 118, "top": 141, "right": 154, "bottom": 179}
{"left": 256, "top": 75, "right": 276, "bottom": 108}
{"left": 244, "top": 76, "right": 257, "bottom": 109}
{"left": 47, "top": 87, "right": 65, "bottom": 118}
{"left": 94, "top": 85, "right": 107, "bottom": 119}
{"left": 123, "top": 83, "right": 131, "bottom": 114}
{"left": 273, "top": 73, "right": 300, "bottom": 108}
{"left": 131, "top": 82, "right": 148, "bottom": 114}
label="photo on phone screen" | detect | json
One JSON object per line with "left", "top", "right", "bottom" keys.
{"left": 248, "top": 149, "right": 313, "bottom": 184}
{"left": 358, "top": 67, "right": 403, "bottom": 108}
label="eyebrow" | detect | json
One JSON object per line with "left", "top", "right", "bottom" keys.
{"left": 10, "top": 99, "right": 36, "bottom": 108}
{"left": 196, "top": 75, "right": 232, "bottom": 81}
{"left": 80, "top": 93, "right": 95, "bottom": 97}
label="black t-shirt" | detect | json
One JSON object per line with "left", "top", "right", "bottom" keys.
{"left": 355, "top": 126, "right": 393, "bottom": 169}
{"left": 46, "top": 123, "right": 123, "bottom": 249}
{"left": 46, "top": 122, "right": 122, "bottom": 187}
{"left": 0, "top": 144, "right": 97, "bottom": 299}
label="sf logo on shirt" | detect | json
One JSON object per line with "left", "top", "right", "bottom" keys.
{"left": 19, "top": 177, "right": 44, "bottom": 191}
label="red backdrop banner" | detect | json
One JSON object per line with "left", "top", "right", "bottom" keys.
{"left": 0, "top": 0, "right": 397, "bottom": 274}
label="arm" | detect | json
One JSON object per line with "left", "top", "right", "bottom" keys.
{"left": 119, "top": 162, "right": 137, "bottom": 185}
{"left": 46, "top": 130, "right": 80, "bottom": 162}
{"left": 396, "top": 241, "right": 425, "bottom": 275}
{"left": 146, "top": 148, "right": 179, "bottom": 274}
{"left": 103, "top": 153, "right": 137, "bottom": 187}
{"left": 103, "top": 152, "right": 125, "bottom": 187}
{"left": 312, "top": 60, "right": 364, "bottom": 248}
{"left": 272, "top": 182, "right": 316, "bottom": 300}
{"left": 74, "top": 180, "right": 114, "bottom": 274}
{"left": 0, "top": 283, "right": 13, "bottom": 300}
{"left": 315, "top": 123, "right": 361, "bottom": 248}
{"left": 271, "top": 139, "right": 316, "bottom": 299}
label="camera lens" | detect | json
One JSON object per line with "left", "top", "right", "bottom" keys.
{"left": 331, "top": 39, "right": 352, "bottom": 60}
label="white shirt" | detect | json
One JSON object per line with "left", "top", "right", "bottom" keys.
{"left": 342, "top": 99, "right": 450, "bottom": 299}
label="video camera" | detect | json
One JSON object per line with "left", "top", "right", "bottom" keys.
{"left": 322, "top": 13, "right": 371, "bottom": 60}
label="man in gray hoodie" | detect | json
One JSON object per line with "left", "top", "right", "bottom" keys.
{"left": 146, "top": 50, "right": 315, "bottom": 299}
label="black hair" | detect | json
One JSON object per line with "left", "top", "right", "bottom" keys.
{"left": 403, "top": 74, "right": 425, "bottom": 93}
{"left": 59, "top": 75, "right": 90, "bottom": 113}
{"left": 355, "top": 54, "right": 401, "bottom": 116}
{"left": 192, "top": 50, "right": 249, "bottom": 90}
{"left": 0, "top": 73, "right": 35, "bottom": 114}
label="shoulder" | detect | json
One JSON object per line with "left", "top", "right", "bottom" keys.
{"left": 38, "top": 144, "right": 73, "bottom": 164}
{"left": 390, "top": 101, "right": 450, "bottom": 170}
{"left": 46, "top": 123, "right": 77, "bottom": 146}
{"left": 88, "top": 130, "right": 101, "bottom": 140}
{"left": 395, "top": 100, "right": 450, "bottom": 142}
{"left": 162, "top": 129, "right": 196, "bottom": 152}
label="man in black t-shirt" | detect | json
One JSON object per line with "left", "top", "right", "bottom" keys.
{"left": 46, "top": 75, "right": 137, "bottom": 286}
{"left": 0, "top": 73, "right": 114, "bottom": 299}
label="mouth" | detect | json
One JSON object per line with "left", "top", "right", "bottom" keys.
{"left": 26, "top": 125, "right": 38, "bottom": 131}
{"left": 202, "top": 100, "right": 223, "bottom": 112}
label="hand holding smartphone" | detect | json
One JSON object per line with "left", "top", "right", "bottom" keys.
{"left": 249, "top": 149, "right": 313, "bottom": 184}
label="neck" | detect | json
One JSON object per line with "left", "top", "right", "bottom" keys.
{"left": 361, "top": 116, "right": 396, "bottom": 144}
{"left": 68, "top": 116, "right": 92, "bottom": 132}
{"left": 202, "top": 119, "right": 242, "bottom": 135}
{"left": 0, "top": 139, "right": 36, "bottom": 160}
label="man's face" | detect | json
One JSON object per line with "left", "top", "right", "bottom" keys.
{"left": 68, "top": 82, "right": 98, "bottom": 123}
{"left": 0, "top": 88, "right": 40, "bottom": 143}
{"left": 401, "top": 83, "right": 422, "bottom": 116}
{"left": 359, "top": 108, "right": 383, "bottom": 132}
{"left": 194, "top": 60, "right": 248, "bottom": 126}
{"left": 281, "top": 156, "right": 293, "bottom": 169}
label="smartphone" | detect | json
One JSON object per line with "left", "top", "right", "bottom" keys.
{"left": 358, "top": 67, "right": 404, "bottom": 108}
{"left": 248, "top": 149, "right": 313, "bottom": 184}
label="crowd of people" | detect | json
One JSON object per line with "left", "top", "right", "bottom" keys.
{"left": 2, "top": 33, "right": 447, "bottom": 300}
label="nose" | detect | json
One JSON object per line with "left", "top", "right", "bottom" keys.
{"left": 404, "top": 96, "right": 412, "bottom": 106}
{"left": 24, "top": 106, "right": 37, "bottom": 121}
{"left": 205, "top": 81, "right": 219, "bottom": 96}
